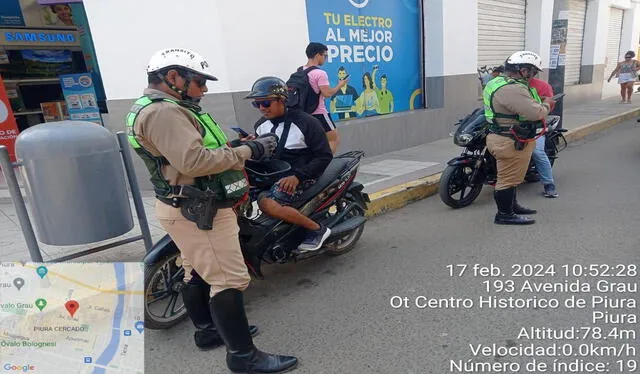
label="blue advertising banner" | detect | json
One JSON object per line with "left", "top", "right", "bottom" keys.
{"left": 60, "top": 73, "right": 103, "bottom": 125}
{"left": 305, "top": 0, "right": 423, "bottom": 121}
{"left": 0, "top": 0, "right": 25, "bottom": 27}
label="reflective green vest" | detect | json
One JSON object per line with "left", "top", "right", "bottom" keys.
{"left": 126, "top": 96, "right": 248, "bottom": 201}
{"left": 483, "top": 76, "right": 523, "bottom": 122}
{"left": 483, "top": 76, "right": 544, "bottom": 133}
{"left": 529, "top": 87, "right": 542, "bottom": 104}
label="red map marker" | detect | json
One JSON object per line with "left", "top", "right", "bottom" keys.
{"left": 65, "top": 300, "right": 79, "bottom": 317}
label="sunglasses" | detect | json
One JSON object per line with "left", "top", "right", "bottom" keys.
{"left": 251, "top": 99, "right": 277, "bottom": 108}
{"left": 191, "top": 77, "right": 207, "bottom": 88}
{"left": 180, "top": 72, "right": 207, "bottom": 88}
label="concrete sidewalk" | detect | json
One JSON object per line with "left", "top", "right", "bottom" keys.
{"left": 1, "top": 96, "right": 638, "bottom": 263}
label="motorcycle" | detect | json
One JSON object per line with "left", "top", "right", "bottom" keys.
{"left": 143, "top": 151, "right": 370, "bottom": 329}
{"left": 439, "top": 108, "right": 567, "bottom": 209}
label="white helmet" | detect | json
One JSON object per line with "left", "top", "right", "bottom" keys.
{"left": 505, "top": 51, "right": 543, "bottom": 71}
{"left": 147, "top": 48, "right": 218, "bottom": 81}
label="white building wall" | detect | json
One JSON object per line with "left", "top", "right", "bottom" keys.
{"left": 600, "top": 0, "right": 640, "bottom": 97}
{"left": 619, "top": 1, "right": 640, "bottom": 59}
{"left": 419, "top": 0, "right": 480, "bottom": 78}
{"left": 526, "top": 0, "right": 555, "bottom": 70}
{"left": 424, "top": 0, "right": 445, "bottom": 78}
{"left": 610, "top": 0, "right": 634, "bottom": 9}
{"left": 83, "top": 0, "right": 309, "bottom": 100}
{"left": 582, "top": 0, "right": 611, "bottom": 66}
{"left": 215, "top": 0, "right": 310, "bottom": 92}
{"left": 84, "top": 0, "right": 636, "bottom": 101}
{"left": 82, "top": 0, "right": 231, "bottom": 99}
{"left": 442, "top": 0, "right": 478, "bottom": 76}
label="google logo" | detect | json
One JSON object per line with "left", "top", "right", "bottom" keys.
{"left": 3, "top": 363, "right": 35, "bottom": 372}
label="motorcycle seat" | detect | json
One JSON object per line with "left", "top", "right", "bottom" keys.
{"left": 293, "top": 157, "right": 352, "bottom": 208}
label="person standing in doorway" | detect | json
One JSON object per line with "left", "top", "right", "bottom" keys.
{"left": 302, "top": 42, "right": 347, "bottom": 154}
{"left": 608, "top": 51, "right": 640, "bottom": 104}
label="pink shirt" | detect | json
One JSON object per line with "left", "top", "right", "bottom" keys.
{"left": 303, "top": 65, "right": 329, "bottom": 115}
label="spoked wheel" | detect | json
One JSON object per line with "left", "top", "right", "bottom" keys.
{"left": 325, "top": 198, "right": 365, "bottom": 256}
{"left": 439, "top": 164, "right": 483, "bottom": 208}
{"left": 144, "top": 253, "right": 188, "bottom": 329}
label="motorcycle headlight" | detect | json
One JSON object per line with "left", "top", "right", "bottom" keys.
{"left": 455, "top": 133, "right": 474, "bottom": 146}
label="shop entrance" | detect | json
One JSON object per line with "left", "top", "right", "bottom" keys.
{"left": 0, "top": 0, "right": 106, "bottom": 135}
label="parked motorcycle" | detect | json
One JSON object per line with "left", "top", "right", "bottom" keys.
{"left": 439, "top": 108, "right": 567, "bottom": 209}
{"left": 143, "top": 151, "right": 369, "bottom": 329}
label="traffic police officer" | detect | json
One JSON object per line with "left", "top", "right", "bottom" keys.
{"left": 483, "top": 51, "right": 555, "bottom": 225}
{"left": 127, "top": 48, "right": 298, "bottom": 373}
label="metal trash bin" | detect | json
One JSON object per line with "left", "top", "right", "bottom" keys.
{"left": 15, "top": 121, "right": 134, "bottom": 245}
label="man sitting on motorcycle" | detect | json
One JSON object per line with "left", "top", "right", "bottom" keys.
{"left": 244, "top": 76, "right": 334, "bottom": 251}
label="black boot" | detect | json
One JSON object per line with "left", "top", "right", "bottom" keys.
{"left": 182, "top": 278, "right": 258, "bottom": 350}
{"left": 512, "top": 188, "right": 536, "bottom": 215}
{"left": 209, "top": 289, "right": 298, "bottom": 373}
{"left": 494, "top": 187, "right": 535, "bottom": 225}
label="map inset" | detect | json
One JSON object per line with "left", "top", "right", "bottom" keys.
{"left": 0, "top": 262, "right": 144, "bottom": 373}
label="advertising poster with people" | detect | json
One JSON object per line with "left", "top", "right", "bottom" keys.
{"left": 60, "top": 73, "right": 102, "bottom": 125}
{"left": 305, "top": 0, "right": 423, "bottom": 121}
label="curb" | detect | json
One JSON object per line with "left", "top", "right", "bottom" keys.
{"left": 563, "top": 107, "right": 640, "bottom": 143}
{"left": 3, "top": 108, "right": 639, "bottom": 211}
{"left": 364, "top": 107, "right": 640, "bottom": 218}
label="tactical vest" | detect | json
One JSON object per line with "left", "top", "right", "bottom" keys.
{"left": 483, "top": 76, "right": 542, "bottom": 134}
{"left": 126, "top": 96, "right": 248, "bottom": 201}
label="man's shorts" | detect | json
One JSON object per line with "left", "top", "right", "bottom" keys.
{"left": 259, "top": 179, "right": 316, "bottom": 206}
{"left": 312, "top": 113, "right": 337, "bottom": 132}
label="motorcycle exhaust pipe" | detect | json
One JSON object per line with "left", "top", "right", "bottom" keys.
{"left": 328, "top": 216, "right": 366, "bottom": 238}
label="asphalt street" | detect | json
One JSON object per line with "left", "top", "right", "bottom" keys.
{"left": 144, "top": 119, "right": 640, "bottom": 374}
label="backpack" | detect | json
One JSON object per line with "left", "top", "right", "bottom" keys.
{"left": 286, "top": 66, "right": 320, "bottom": 113}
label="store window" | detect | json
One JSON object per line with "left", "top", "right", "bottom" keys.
{"left": 0, "top": 0, "right": 106, "bottom": 133}
{"left": 304, "top": 0, "right": 424, "bottom": 122}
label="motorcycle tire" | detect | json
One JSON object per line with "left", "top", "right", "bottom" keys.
{"left": 439, "top": 164, "right": 483, "bottom": 209}
{"left": 325, "top": 201, "right": 366, "bottom": 256}
{"left": 144, "top": 253, "right": 188, "bottom": 330}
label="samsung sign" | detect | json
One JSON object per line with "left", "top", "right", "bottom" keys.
{"left": 0, "top": 29, "right": 80, "bottom": 47}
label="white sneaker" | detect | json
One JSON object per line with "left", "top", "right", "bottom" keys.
{"left": 298, "top": 226, "right": 332, "bottom": 252}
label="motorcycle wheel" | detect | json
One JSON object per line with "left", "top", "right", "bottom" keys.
{"left": 439, "top": 164, "right": 483, "bottom": 208}
{"left": 144, "top": 253, "right": 188, "bottom": 330}
{"left": 325, "top": 201, "right": 365, "bottom": 257}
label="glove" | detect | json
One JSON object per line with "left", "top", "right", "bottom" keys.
{"left": 245, "top": 133, "right": 278, "bottom": 160}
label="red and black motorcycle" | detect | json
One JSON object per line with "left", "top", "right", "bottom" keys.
{"left": 143, "top": 151, "right": 369, "bottom": 329}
